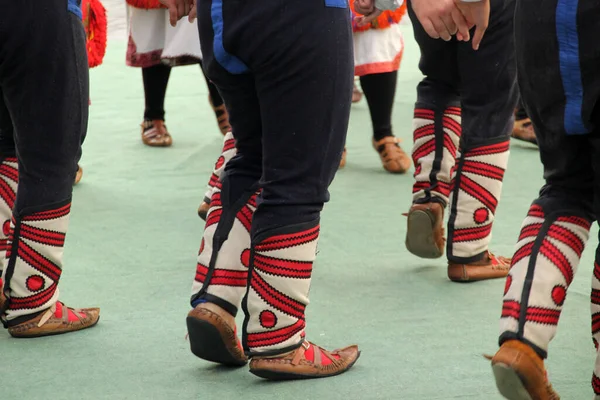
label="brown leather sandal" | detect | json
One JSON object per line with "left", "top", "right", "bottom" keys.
{"left": 405, "top": 202, "right": 445, "bottom": 259}
{"left": 339, "top": 147, "right": 347, "bottom": 169}
{"left": 447, "top": 251, "right": 511, "bottom": 282}
{"left": 197, "top": 201, "right": 210, "bottom": 221}
{"left": 512, "top": 118, "right": 538, "bottom": 145}
{"left": 8, "top": 301, "right": 100, "bottom": 338}
{"left": 486, "top": 340, "right": 560, "bottom": 400}
{"left": 74, "top": 165, "right": 83, "bottom": 185}
{"left": 141, "top": 120, "right": 172, "bottom": 147}
{"left": 352, "top": 83, "right": 362, "bottom": 103}
{"left": 186, "top": 304, "right": 247, "bottom": 367}
{"left": 249, "top": 340, "right": 360, "bottom": 380}
{"left": 209, "top": 95, "right": 231, "bottom": 136}
{"left": 372, "top": 136, "right": 411, "bottom": 173}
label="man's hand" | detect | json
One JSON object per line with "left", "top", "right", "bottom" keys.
{"left": 454, "top": 0, "right": 490, "bottom": 50}
{"left": 411, "top": 0, "right": 471, "bottom": 42}
{"left": 158, "top": 0, "right": 197, "bottom": 27}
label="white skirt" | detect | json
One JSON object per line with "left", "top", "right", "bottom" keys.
{"left": 353, "top": 23, "right": 404, "bottom": 76}
{"left": 126, "top": 6, "right": 202, "bottom": 68}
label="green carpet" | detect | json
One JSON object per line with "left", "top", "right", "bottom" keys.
{"left": 1, "top": 25, "right": 597, "bottom": 400}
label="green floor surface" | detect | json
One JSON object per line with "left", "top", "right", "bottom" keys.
{"left": 1, "top": 26, "right": 597, "bottom": 400}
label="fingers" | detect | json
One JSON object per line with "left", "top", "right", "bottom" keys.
{"left": 188, "top": 1, "right": 197, "bottom": 22}
{"left": 431, "top": 17, "right": 452, "bottom": 41}
{"left": 357, "top": 9, "right": 383, "bottom": 26}
{"left": 441, "top": 15, "right": 458, "bottom": 36}
{"left": 471, "top": 22, "right": 487, "bottom": 50}
{"left": 177, "top": 1, "right": 186, "bottom": 23}
{"left": 168, "top": 4, "right": 178, "bottom": 26}
{"left": 420, "top": 18, "right": 440, "bottom": 39}
{"left": 451, "top": 7, "right": 470, "bottom": 42}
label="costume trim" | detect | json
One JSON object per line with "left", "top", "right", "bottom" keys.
{"left": 354, "top": 46, "right": 403, "bottom": 76}
{"left": 82, "top": 0, "right": 107, "bottom": 69}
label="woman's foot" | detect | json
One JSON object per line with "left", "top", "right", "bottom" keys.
{"left": 512, "top": 117, "right": 538, "bottom": 145}
{"left": 372, "top": 136, "right": 411, "bottom": 173}
{"left": 141, "top": 120, "right": 172, "bottom": 147}
{"left": 339, "top": 147, "right": 347, "bottom": 169}
{"left": 74, "top": 165, "right": 83, "bottom": 185}
{"left": 352, "top": 83, "right": 362, "bottom": 103}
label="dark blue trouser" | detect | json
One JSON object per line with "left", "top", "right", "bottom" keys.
{"left": 515, "top": 0, "right": 600, "bottom": 219}
{"left": 197, "top": 0, "right": 353, "bottom": 237}
{"left": 0, "top": 0, "right": 88, "bottom": 215}
{"left": 408, "top": 0, "right": 518, "bottom": 147}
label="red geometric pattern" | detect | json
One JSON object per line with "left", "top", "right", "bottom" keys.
{"left": 205, "top": 190, "right": 223, "bottom": 228}
{"left": 500, "top": 300, "right": 561, "bottom": 325}
{"left": 0, "top": 158, "right": 18, "bottom": 262}
{"left": 192, "top": 188, "right": 259, "bottom": 311}
{"left": 195, "top": 263, "right": 246, "bottom": 287}
{"left": 245, "top": 225, "right": 319, "bottom": 352}
{"left": 500, "top": 209, "right": 591, "bottom": 355}
{"left": 236, "top": 192, "right": 258, "bottom": 233}
{"left": 593, "top": 374, "right": 600, "bottom": 395}
{"left": 259, "top": 310, "right": 277, "bottom": 328}
{"left": 22, "top": 204, "right": 70, "bottom": 222}
{"left": 5, "top": 204, "right": 70, "bottom": 319}
{"left": 246, "top": 319, "right": 305, "bottom": 349}
{"left": 448, "top": 141, "right": 509, "bottom": 259}
{"left": 25, "top": 275, "right": 45, "bottom": 292}
{"left": 250, "top": 272, "right": 306, "bottom": 319}
{"left": 255, "top": 225, "right": 320, "bottom": 252}
{"left": 411, "top": 107, "right": 461, "bottom": 204}
{"left": 252, "top": 253, "right": 313, "bottom": 279}
{"left": 592, "top": 259, "right": 600, "bottom": 395}
{"left": 203, "top": 132, "right": 237, "bottom": 204}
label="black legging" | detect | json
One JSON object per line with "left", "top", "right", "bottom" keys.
{"left": 142, "top": 61, "right": 224, "bottom": 121}
{"left": 359, "top": 71, "right": 397, "bottom": 141}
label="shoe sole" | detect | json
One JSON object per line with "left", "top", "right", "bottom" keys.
{"left": 249, "top": 351, "right": 361, "bottom": 380}
{"left": 186, "top": 315, "right": 247, "bottom": 367}
{"left": 9, "top": 316, "right": 100, "bottom": 338}
{"left": 492, "top": 363, "right": 533, "bottom": 400}
{"left": 406, "top": 210, "right": 443, "bottom": 259}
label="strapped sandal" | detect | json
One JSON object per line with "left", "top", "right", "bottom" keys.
{"left": 512, "top": 118, "right": 538, "bottom": 145}
{"left": 74, "top": 165, "right": 83, "bottom": 185}
{"left": 339, "top": 147, "right": 347, "bottom": 169}
{"left": 198, "top": 201, "right": 210, "bottom": 221}
{"left": 372, "top": 136, "right": 411, "bottom": 174}
{"left": 249, "top": 340, "right": 360, "bottom": 380}
{"left": 447, "top": 251, "right": 511, "bottom": 282}
{"left": 141, "top": 120, "right": 172, "bottom": 147}
{"left": 186, "top": 304, "right": 247, "bottom": 367}
{"left": 8, "top": 301, "right": 100, "bottom": 338}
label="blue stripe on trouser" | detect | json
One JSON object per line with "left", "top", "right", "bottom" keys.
{"left": 556, "top": 0, "right": 588, "bottom": 135}
{"left": 211, "top": 0, "right": 249, "bottom": 74}
{"left": 325, "top": 0, "right": 348, "bottom": 7}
